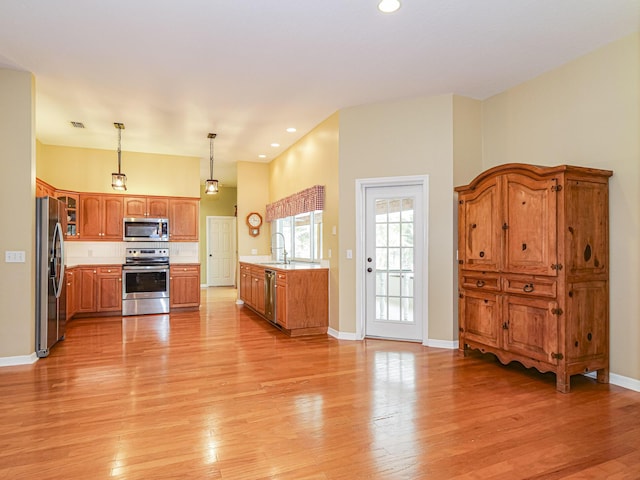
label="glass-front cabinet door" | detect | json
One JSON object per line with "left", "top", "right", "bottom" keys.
{"left": 56, "top": 191, "right": 79, "bottom": 239}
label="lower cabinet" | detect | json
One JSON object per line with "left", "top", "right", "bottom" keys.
{"left": 239, "top": 264, "right": 252, "bottom": 306}
{"left": 97, "top": 267, "right": 123, "bottom": 312}
{"left": 239, "top": 262, "right": 328, "bottom": 336}
{"left": 170, "top": 264, "right": 201, "bottom": 309}
{"left": 74, "top": 265, "right": 122, "bottom": 316}
{"left": 65, "top": 269, "right": 77, "bottom": 320}
{"left": 275, "top": 272, "right": 288, "bottom": 329}
{"left": 250, "top": 266, "right": 265, "bottom": 315}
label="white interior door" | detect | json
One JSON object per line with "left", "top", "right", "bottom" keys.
{"left": 364, "top": 184, "right": 425, "bottom": 341}
{"left": 207, "top": 216, "right": 236, "bottom": 287}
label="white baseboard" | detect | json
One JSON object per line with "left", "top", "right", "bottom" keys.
{"left": 425, "top": 339, "right": 459, "bottom": 349}
{"left": 327, "top": 328, "right": 358, "bottom": 341}
{"left": 583, "top": 371, "right": 640, "bottom": 392}
{"left": 0, "top": 352, "right": 38, "bottom": 367}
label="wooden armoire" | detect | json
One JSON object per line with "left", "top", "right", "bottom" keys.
{"left": 455, "top": 163, "right": 612, "bottom": 393}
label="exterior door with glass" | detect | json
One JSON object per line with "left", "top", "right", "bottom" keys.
{"left": 365, "top": 184, "right": 424, "bottom": 341}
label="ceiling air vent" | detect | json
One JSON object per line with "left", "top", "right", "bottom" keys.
{"left": 70, "top": 121, "right": 85, "bottom": 128}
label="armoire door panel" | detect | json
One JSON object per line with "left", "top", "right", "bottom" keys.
{"left": 504, "top": 174, "right": 557, "bottom": 276}
{"left": 459, "top": 177, "right": 502, "bottom": 272}
{"left": 503, "top": 295, "right": 558, "bottom": 364}
{"left": 460, "top": 290, "right": 501, "bottom": 348}
{"left": 564, "top": 180, "right": 609, "bottom": 276}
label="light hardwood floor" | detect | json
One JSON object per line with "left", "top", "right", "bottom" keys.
{"left": 1, "top": 287, "right": 639, "bottom": 479}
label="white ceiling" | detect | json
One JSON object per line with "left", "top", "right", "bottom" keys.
{"left": 0, "top": 0, "right": 638, "bottom": 187}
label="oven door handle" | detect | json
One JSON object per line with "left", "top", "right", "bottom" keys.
{"left": 123, "top": 265, "right": 170, "bottom": 272}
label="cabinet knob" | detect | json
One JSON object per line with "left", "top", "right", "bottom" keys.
{"left": 476, "top": 280, "right": 485, "bottom": 287}
{"left": 523, "top": 283, "right": 534, "bottom": 293}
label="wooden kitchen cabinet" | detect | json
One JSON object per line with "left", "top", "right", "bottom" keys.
{"left": 239, "top": 263, "right": 252, "bottom": 306}
{"left": 96, "top": 266, "right": 122, "bottom": 312}
{"left": 240, "top": 262, "right": 328, "bottom": 336}
{"left": 65, "top": 268, "right": 77, "bottom": 320}
{"left": 56, "top": 191, "right": 79, "bottom": 239}
{"left": 169, "top": 198, "right": 199, "bottom": 241}
{"left": 36, "top": 178, "right": 56, "bottom": 198}
{"left": 124, "top": 196, "right": 169, "bottom": 218}
{"left": 79, "top": 194, "right": 123, "bottom": 240}
{"left": 76, "top": 267, "right": 97, "bottom": 313}
{"left": 275, "top": 269, "right": 328, "bottom": 336}
{"left": 170, "top": 264, "right": 201, "bottom": 309}
{"left": 456, "top": 163, "right": 612, "bottom": 392}
{"left": 250, "top": 265, "right": 266, "bottom": 315}
{"left": 275, "top": 272, "right": 288, "bottom": 328}
{"left": 75, "top": 265, "right": 122, "bottom": 315}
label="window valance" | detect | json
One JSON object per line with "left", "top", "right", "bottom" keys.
{"left": 265, "top": 185, "right": 325, "bottom": 222}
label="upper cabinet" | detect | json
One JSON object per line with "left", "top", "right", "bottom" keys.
{"left": 169, "top": 198, "right": 199, "bottom": 241}
{"left": 36, "top": 178, "right": 56, "bottom": 198}
{"left": 79, "top": 194, "right": 123, "bottom": 240}
{"left": 56, "top": 191, "right": 79, "bottom": 239}
{"left": 36, "top": 179, "right": 199, "bottom": 243}
{"left": 124, "top": 196, "right": 169, "bottom": 218}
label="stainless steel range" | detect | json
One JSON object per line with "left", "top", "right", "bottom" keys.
{"left": 122, "top": 248, "right": 170, "bottom": 316}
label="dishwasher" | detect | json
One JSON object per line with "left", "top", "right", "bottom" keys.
{"left": 264, "top": 269, "right": 276, "bottom": 323}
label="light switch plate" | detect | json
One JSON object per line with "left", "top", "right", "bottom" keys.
{"left": 346, "top": 249, "right": 353, "bottom": 259}
{"left": 5, "top": 251, "right": 26, "bottom": 263}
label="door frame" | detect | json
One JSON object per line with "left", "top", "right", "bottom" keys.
{"left": 205, "top": 215, "right": 237, "bottom": 287}
{"left": 355, "top": 175, "right": 429, "bottom": 344}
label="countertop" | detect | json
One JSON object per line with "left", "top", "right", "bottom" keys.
{"left": 242, "top": 261, "right": 328, "bottom": 271}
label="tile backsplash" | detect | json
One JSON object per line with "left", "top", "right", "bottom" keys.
{"left": 66, "top": 241, "right": 199, "bottom": 266}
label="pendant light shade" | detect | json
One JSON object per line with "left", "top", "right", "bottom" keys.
{"left": 205, "top": 133, "right": 219, "bottom": 194}
{"left": 112, "top": 122, "right": 127, "bottom": 191}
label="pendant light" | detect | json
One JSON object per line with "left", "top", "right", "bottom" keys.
{"left": 112, "top": 122, "right": 127, "bottom": 191}
{"left": 205, "top": 133, "right": 219, "bottom": 194}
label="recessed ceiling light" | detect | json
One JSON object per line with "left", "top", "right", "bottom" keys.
{"left": 286, "top": 127, "right": 296, "bottom": 133}
{"left": 378, "top": 0, "right": 400, "bottom": 13}
{"left": 271, "top": 143, "right": 280, "bottom": 148}
{"left": 258, "top": 154, "right": 267, "bottom": 159}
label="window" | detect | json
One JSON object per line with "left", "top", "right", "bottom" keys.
{"left": 274, "top": 210, "right": 323, "bottom": 263}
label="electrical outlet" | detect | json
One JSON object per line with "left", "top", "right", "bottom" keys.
{"left": 5, "top": 251, "right": 25, "bottom": 263}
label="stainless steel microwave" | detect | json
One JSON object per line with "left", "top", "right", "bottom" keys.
{"left": 123, "top": 218, "right": 169, "bottom": 242}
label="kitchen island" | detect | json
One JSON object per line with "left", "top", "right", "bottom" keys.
{"left": 239, "top": 261, "right": 328, "bottom": 336}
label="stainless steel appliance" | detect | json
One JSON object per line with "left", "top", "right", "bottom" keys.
{"left": 36, "top": 197, "right": 66, "bottom": 357}
{"left": 123, "top": 217, "right": 169, "bottom": 242}
{"left": 264, "top": 269, "right": 276, "bottom": 323}
{"left": 122, "top": 248, "right": 170, "bottom": 316}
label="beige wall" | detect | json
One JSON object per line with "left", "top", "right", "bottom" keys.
{"left": 236, "top": 162, "right": 271, "bottom": 257}
{"left": 0, "top": 69, "right": 36, "bottom": 358}
{"left": 199, "top": 185, "right": 237, "bottom": 283}
{"left": 38, "top": 144, "right": 200, "bottom": 197}
{"left": 269, "top": 112, "right": 340, "bottom": 330}
{"left": 482, "top": 32, "right": 640, "bottom": 381}
{"left": 339, "top": 95, "right": 457, "bottom": 339}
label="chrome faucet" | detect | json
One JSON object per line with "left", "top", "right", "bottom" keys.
{"left": 271, "top": 232, "right": 289, "bottom": 264}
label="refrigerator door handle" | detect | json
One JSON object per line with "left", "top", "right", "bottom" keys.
{"left": 52, "top": 221, "right": 65, "bottom": 299}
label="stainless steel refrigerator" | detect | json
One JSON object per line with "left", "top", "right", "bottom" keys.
{"left": 36, "top": 196, "right": 66, "bottom": 358}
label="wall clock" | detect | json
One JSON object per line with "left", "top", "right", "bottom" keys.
{"left": 246, "top": 212, "right": 263, "bottom": 237}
